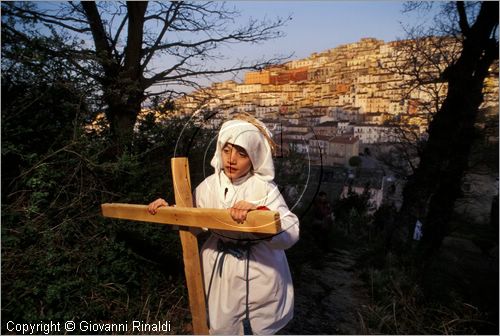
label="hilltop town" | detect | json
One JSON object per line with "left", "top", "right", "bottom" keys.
{"left": 169, "top": 37, "right": 498, "bottom": 165}
{"left": 85, "top": 37, "right": 498, "bottom": 212}
{"left": 153, "top": 37, "right": 498, "bottom": 212}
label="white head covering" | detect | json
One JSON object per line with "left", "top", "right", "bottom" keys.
{"left": 211, "top": 119, "right": 275, "bottom": 182}
{"left": 208, "top": 118, "right": 276, "bottom": 209}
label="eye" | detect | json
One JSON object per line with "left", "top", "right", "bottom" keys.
{"left": 238, "top": 151, "right": 248, "bottom": 157}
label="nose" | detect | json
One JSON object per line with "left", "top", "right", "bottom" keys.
{"left": 226, "top": 149, "right": 237, "bottom": 164}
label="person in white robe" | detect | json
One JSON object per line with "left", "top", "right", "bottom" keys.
{"left": 196, "top": 116, "right": 299, "bottom": 335}
{"left": 149, "top": 115, "right": 300, "bottom": 335}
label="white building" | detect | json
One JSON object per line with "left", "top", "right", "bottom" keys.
{"left": 353, "top": 124, "right": 400, "bottom": 144}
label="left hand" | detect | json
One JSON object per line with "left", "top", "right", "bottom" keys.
{"left": 148, "top": 198, "right": 169, "bottom": 215}
{"left": 230, "top": 200, "right": 257, "bottom": 223}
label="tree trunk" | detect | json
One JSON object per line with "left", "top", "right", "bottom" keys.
{"left": 105, "top": 97, "right": 143, "bottom": 152}
{"left": 391, "top": 1, "right": 499, "bottom": 260}
{"left": 106, "top": 2, "right": 148, "bottom": 153}
{"left": 83, "top": 1, "right": 148, "bottom": 153}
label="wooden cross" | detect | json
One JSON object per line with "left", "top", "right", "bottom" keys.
{"left": 101, "top": 157, "right": 281, "bottom": 334}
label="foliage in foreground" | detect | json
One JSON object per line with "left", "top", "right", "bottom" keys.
{"left": 1, "top": 74, "right": 215, "bottom": 332}
{"left": 2, "top": 137, "right": 195, "bottom": 334}
{"left": 356, "top": 185, "right": 497, "bottom": 333}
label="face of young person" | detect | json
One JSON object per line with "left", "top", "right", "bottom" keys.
{"left": 222, "top": 143, "right": 253, "bottom": 180}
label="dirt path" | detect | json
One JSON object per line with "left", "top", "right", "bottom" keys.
{"left": 280, "top": 248, "right": 370, "bottom": 335}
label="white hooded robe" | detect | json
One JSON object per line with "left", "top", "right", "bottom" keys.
{"left": 194, "top": 119, "right": 300, "bottom": 335}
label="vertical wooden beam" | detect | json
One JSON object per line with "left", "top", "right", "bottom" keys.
{"left": 171, "top": 157, "right": 209, "bottom": 335}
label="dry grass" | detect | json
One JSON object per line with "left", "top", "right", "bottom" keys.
{"left": 360, "top": 261, "right": 496, "bottom": 334}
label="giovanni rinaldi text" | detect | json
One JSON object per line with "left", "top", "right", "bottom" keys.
{"left": 6, "top": 320, "right": 172, "bottom": 334}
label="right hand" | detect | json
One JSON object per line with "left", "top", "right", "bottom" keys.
{"left": 230, "top": 200, "right": 257, "bottom": 223}
{"left": 148, "top": 198, "right": 169, "bottom": 215}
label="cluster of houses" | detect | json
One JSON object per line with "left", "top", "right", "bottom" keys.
{"left": 165, "top": 37, "right": 497, "bottom": 214}
{"left": 83, "top": 37, "right": 497, "bottom": 215}
{"left": 196, "top": 107, "right": 418, "bottom": 168}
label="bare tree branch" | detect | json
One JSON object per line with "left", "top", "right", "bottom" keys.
{"left": 80, "top": 2, "right": 115, "bottom": 73}
{"left": 2, "top": 2, "right": 90, "bottom": 33}
{"left": 456, "top": 1, "right": 470, "bottom": 36}
{"left": 124, "top": 1, "right": 147, "bottom": 77}
{"left": 2, "top": 1, "right": 291, "bottom": 148}
{"left": 141, "top": 2, "right": 182, "bottom": 71}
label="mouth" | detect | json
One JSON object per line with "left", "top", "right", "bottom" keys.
{"left": 225, "top": 166, "right": 237, "bottom": 173}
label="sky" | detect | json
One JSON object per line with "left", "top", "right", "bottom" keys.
{"left": 231, "top": 1, "right": 424, "bottom": 58}
{"left": 171, "top": 1, "right": 438, "bottom": 87}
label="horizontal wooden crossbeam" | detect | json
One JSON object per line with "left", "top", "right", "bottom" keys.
{"left": 101, "top": 203, "right": 281, "bottom": 234}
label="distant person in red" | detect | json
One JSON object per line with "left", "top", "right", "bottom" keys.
{"left": 312, "top": 191, "right": 333, "bottom": 249}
